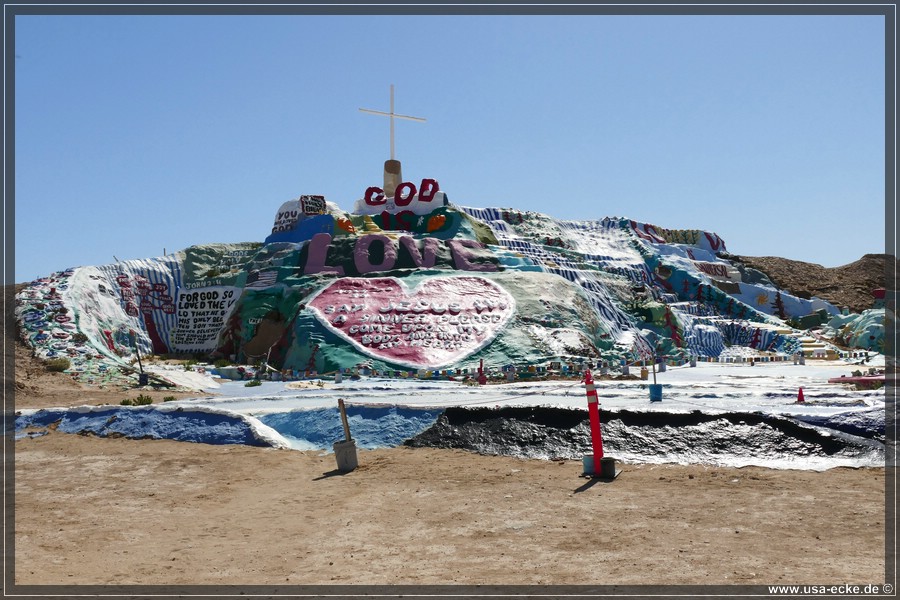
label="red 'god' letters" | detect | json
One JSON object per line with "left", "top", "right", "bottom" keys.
{"left": 364, "top": 178, "right": 440, "bottom": 206}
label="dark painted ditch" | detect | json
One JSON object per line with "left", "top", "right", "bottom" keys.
{"left": 404, "top": 406, "right": 885, "bottom": 464}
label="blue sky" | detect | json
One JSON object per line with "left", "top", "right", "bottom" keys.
{"left": 12, "top": 12, "right": 887, "bottom": 282}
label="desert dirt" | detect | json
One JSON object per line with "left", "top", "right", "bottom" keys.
{"left": 11, "top": 340, "right": 888, "bottom": 587}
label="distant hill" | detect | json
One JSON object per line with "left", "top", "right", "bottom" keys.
{"left": 727, "top": 253, "right": 891, "bottom": 315}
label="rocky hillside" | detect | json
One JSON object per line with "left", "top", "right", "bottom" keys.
{"left": 727, "top": 253, "right": 892, "bottom": 314}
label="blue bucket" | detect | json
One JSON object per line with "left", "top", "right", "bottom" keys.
{"left": 649, "top": 383, "right": 663, "bottom": 402}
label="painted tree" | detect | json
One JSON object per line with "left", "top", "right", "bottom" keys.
{"left": 663, "top": 306, "right": 683, "bottom": 347}
{"left": 307, "top": 343, "right": 320, "bottom": 372}
{"left": 773, "top": 291, "right": 787, "bottom": 319}
{"left": 749, "top": 328, "right": 762, "bottom": 349}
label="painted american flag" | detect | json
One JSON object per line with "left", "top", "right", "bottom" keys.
{"left": 246, "top": 269, "right": 278, "bottom": 289}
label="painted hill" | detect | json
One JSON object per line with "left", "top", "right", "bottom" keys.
{"left": 14, "top": 182, "right": 888, "bottom": 387}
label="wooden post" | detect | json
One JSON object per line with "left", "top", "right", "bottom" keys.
{"left": 338, "top": 398, "right": 352, "bottom": 441}
{"left": 130, "top": 329, "right": 144, "bottom": 374}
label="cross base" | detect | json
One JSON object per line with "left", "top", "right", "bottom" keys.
{"left": 384, "top": 159, "right": 402, "bottom": 197}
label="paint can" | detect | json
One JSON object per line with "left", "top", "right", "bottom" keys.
{"left": 649, "top": 383, "right": 663, "bottom": 402}
{"left": 582, "top": 455, "right": 618, "bottom": 478}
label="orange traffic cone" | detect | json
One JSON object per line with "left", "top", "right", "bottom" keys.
{"left": 797, "top": 387, "right": 805, "bottom": 403}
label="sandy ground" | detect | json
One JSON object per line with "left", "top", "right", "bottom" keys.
{"left": 11, "top": 341, "right": 889, "bottom": 587}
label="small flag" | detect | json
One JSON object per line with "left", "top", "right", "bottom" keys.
{"left": 246, "top": 270, "right": 278, "bottom": 289}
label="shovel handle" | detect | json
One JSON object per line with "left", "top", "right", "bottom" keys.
{"left": 338, "top": 398, "right": 352, "bottom": 441}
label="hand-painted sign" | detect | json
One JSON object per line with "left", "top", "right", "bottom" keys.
{"left": 300, "top": 195, "right": 326, "bottom": 215}
{"left": 691, "top": 260, "right": 741, "bottom": 282}
{"left": 307, "top": 276, "right": 515, "bottom": 368}
{"left": 629, "top": 220, "right": 727, "bottom": 253}
{"left": 271, "top": 195, "right": 328, "bottom": 235}
{"left": 171, "top": 286, "right": 240, "bottom": 351}
{"left": 114, "top": 272, "right": 174, "bottom": 354}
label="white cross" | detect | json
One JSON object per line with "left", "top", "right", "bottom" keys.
{"left": 359, "top": 84, "right": 426, "bottom": 161}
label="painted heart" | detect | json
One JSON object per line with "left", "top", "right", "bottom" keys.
{"left": 307, "top": 276, "right": 516, "bottom": 369}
